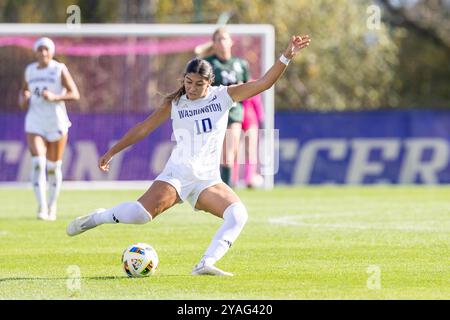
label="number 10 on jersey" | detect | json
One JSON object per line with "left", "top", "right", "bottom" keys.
{"left": 194, "top": 118, "right": 212, "bottom": 135}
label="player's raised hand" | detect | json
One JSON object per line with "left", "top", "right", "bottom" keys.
{"left": 98, "top": 152, "right": 113, "bottom": 172}
{"left": 283, "top": 35, "right": 311, "bottom": 59}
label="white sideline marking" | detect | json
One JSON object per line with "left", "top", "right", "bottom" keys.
{"left": 269, "top": 213, "right": 449, "bottom": 232}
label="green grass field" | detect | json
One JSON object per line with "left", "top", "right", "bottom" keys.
{"left": 0, "top": 186, "right": 449, "bottom": 300}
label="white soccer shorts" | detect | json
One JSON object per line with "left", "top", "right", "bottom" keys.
{"left": 155, "top": 166, "right": 223, "bottom": 210}
{"left": 25, "top": 111, "right": 71, "bottom": 142}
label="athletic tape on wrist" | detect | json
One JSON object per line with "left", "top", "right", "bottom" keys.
{"left": 279, "top": 54, "right": 291, "bottom": 66}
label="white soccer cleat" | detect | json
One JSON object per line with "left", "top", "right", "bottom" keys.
{"left": 191, "top": 261, "right": 233, "bottom": 276}
{"left": 37, "top": 206, "right": 49, "bottom": 220}
{"left": 66, "top": 208, "right": 105, "bottom": 237}
{"left": 37, "top": 210, "right": 49, "bottom": 221}
{"left": 47, "top": 205, "right": 57, "bottom": 221}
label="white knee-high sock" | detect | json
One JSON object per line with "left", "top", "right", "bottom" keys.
{"left": 31, "top": 156, "right": 47, "bottom": 212}
{"left": 47, "top": 160, "right": 62, "bottom": 209}
{"left": 202, "top": 202, "right": 248, "bottom": 266}
{"left": 93, "top": 201, "right": 152, "bottom": 225}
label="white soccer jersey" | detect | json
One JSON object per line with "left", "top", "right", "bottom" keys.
{"left": 24, "top": 60, "right": 71, "bottom": 139}
{"left": 167, "top": 85, "right": 234, "bottom": 180}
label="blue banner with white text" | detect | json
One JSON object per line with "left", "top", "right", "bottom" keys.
{"left": 0, "top": 110, "right": 449, "bottom": 184}
{"left": 275, "top": 110, "right": 450, "bottom": 184}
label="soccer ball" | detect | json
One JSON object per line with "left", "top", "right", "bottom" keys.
{"left": 121, "top": 243, "right": 159, "bottom": 277}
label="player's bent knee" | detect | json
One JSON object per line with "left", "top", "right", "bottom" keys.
{"left": 145, "top": 201, "right": 167, "bottom": 219}
{"left": 224, "top": 202, "right": 248, "bottom": 228}
{"left": 134, "top": 201, "right": 153, "bottom": 223}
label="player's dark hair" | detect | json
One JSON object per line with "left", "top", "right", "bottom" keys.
{"left": 165, "top": 58, "right": 215, "bottom": 104}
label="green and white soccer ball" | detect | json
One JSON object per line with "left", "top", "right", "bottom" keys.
{"left": 122, "top": 243, "right": 159, "bottom": 277}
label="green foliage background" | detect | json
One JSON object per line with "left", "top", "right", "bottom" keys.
{"left": 1, "top": 0, "right": 449, "bottom": 111}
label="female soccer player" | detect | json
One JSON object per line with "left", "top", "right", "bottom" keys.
{"left": 19, "top": 37, "right": 80, "bottom": 221}
{"left": 203, "top": 27, "right": 250, "bottom": 187}
{"left": 67, "top": 34, "right": 311, "bottom": 276}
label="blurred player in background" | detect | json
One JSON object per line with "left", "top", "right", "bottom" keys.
{"left": 198, "top": 27, "right": 250, "bottom": 187}
{"left": 19, "top": 37, "right": 80, "bottom": 221}
{"left": 233, "top": 93, "right": 265, "bottom": 188}
{"left": 66, "top": 34, "right": 311, "bottom": 276}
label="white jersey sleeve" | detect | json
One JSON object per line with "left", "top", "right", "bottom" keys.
{"left": 58, "top": 62, "right": 68, "bottom": 76}
{"left": 215, "top": 85, "right": 234, "bottom": 111}
{"left": 24, "top": 63, "right": 35, "bottom": 83}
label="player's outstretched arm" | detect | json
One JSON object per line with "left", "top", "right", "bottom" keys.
{"left": 98, "top": 101, "right": 171, "bottom": 172}
{"left": 227, "top": 35, "right": 311, "bottom": 102}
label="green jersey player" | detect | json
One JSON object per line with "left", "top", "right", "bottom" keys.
{"left": 204, "top": 55, "right": 249, "bottom": 124}
{"left": 203, "top": 28, "right": 250, "bottom": 186}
